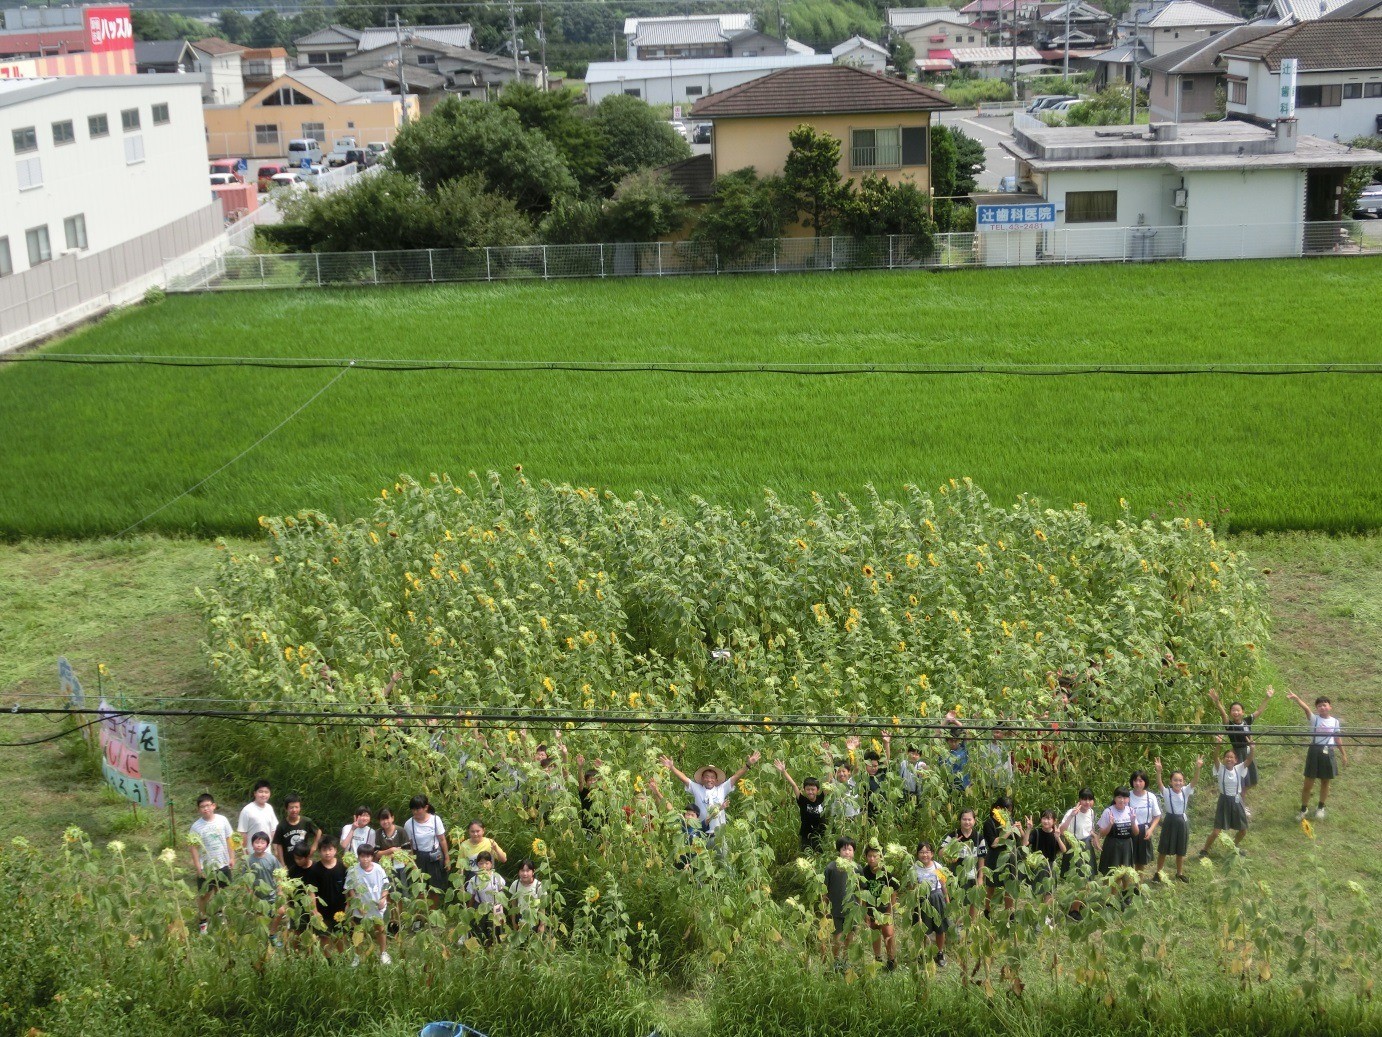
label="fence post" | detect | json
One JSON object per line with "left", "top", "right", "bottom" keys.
{"left": 539, "top": 245, "right": 547, "bottom": 280}
{"left": 258, "top": 254, "right": 266, "bottom": 289}
{"left": 428, "top": 249, "right": 435, "bottom": 282}
{"left": 830, "top": 236, "right": 837, "bottom": 272}
{"left": 315, "top": 253, "right": 322, "bottom": 287}
{"left": 372, "top": 252, "right": 379, "bottom": 285}
{"left": 657, "top": 241, "right": 664, "bottom": 277}
{"left": 486, "top": 247, "right": 492, "bottom": 282}
{"left": 600, "top": 244, "right": 606, "bottom": 278}
{"left": 888, "top": 235, "right": 895, "bottom": 270}
{"left": 715, "top": 251, "right": 720, "bottom": 275}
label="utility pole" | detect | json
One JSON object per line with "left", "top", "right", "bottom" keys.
{"left": 538, "top": 0, "right": 546, "bottom": 81}
{"left": 1129, "top": 7, "right": 1140, "bottom": 124}
{"left": 1011, "top": 0, "right": 1019, "bottom": 103}
{"left": 1063, "top": 0, "right": 1071, "bottom": 80}
{"left": 507, "top": 0, "right": 520, "bottom": 78}
{"left": 395, "top": 12, "right": 409, "bottom": 124}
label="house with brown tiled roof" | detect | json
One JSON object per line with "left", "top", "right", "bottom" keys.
{"left": 1222, "top": 18, "right": 1382, "bottom": 138}
{"left": 1142, "top": 24, "right": 1278, "bottom": 121}
{"left": 690, "top": 64, "right": 953, "bottom": 226}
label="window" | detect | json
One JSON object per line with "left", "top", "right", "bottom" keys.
{"left": 685, "top": 85, "right": 703, "bottom": 96}
{"left": 262, "top": 87, "right": 314, "bottom": 106}
{"left": 152, "top": 103, "right": 170, "bottom": 125}
{"left": 64, "top": 214, "right": 88, "bottom": 251}
{"left": 624, "top": 88, "right": 641, "bottom": 97}
{"left": 1065, "top": 190, "right": 1117, "bottom": 223}
{"left": 89, "top": 113, "right": 109, "bottom": 137}
{"left": 417, "top": 53, "right": 437, "bottom": 65}
{"left": 0, "top": 237, "right": 11, "bottom": 277}
{"left": 26, "top": 225, "right": 51, "bottom": 265}
{"left": 52, "top": 119, "right": 75, "bottom": 145}
{"left": 255, "top": 123, "right": 280, "bottom": 146}
{"left": 851, "top": 126, "right": 902, "bottom": 169}
{"left": 901, "top": 126, "right": 928, "bottom": 166}
{"left": 306, "top": 52, "right": 328, "bottom": 64}
{"left": 1367, "top": 82, "right": 1382, "bottom": 98}
{"left": 124, "top": 135, "right": 144, "bottom": 164}
{"left": 1229, "top": 79, "right": 1246, "bottom": 105}
{"left": 1296, "top": 83, "right": 1342, "bottom": 108}
{"left": 1182, "top": 78, "right": 1194, "bottom": 93}
{"left": 121, "top": 107, "right": 140, "bottom": 131}
{"left": 12, "top": 126, "right": 36, "bottom": 153}
{"left": 300, "top": 121, "right": 326, "bottom": 143}
{"left": 16, "top": 156, "right": 42, "bottom": 190}
{"left": 1344, "top": 82, "right": 1362, "bottom": 99}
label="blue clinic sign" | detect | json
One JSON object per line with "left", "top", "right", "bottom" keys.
{"left": 976, "top": 203, "right": 1057, "bottom": 231}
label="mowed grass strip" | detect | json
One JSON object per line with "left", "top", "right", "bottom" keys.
{"left": 2, "top": 259, "right": 1380, "bottom": 536}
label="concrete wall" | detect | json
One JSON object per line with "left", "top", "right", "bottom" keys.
{"left": 0, "top": 202, "right": 221, "bottom": 345}
{"left": 711, "top": 111, "right": 933, "bottom": 188}
{"left": 1043, "top": 167, "right": 1181, "bottom": 259}
{"left": 1182, "top": 167, "right": 1303, "bottom": 259}
{"left": 1148, "top": 70, "right": 1220, "bottom": 123}
{"left": 203, "top": 92, "right": 414, "bottom": 159}
{"left": 3, "top": 77, "right": 209, "bottom": 277}
{"left": 1227, "top": 59, "right": 1382, "bottom": 139}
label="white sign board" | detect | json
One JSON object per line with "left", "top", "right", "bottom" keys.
{"left": 976, "top": 202, "right": 1057, "bottom": 231}
{"left": 1278, "top": 57, "right": 1297, "bottom": 120}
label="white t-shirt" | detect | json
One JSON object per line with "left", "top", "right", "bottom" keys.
{"left": 1216, "top": 762, "right": 1249, "bottom": 798}
{"left": 347, "top": 863, "right": 390, "bottom": 918}
{"left": 405, "top": 813, "right": 446, "bottom": 854}
{"left": 897, "top": 757, "right": 926, "bottom": 793}
{"left": 191, "top": 814, "right": 235, "bottom": 869}
{"left": 1160, "top": 786, "right": 1194, "bottom": 816}
{"left": 913, "top": 861, "right": 946, "bottom": 894}
{"left": 237, "top": 801, "right": 279, "bottom": 841}
{"left": 1061, "top": 805, "right": 1095, "bottom": 841}
{"left": 1129, "top": 790, "right": 1162, "bottom": 827}
{"left": 467, "top": 871, "right": 505, "bottom": 908}
{"left": 828, "top": 778, "right": 862, "bottom": 819}
{"left": 340, "top": 824, "right": 377, "bottom": 853}
{"left": 1311, "top": 713, "right": 1341, "bottom": 748}
{"left": 687, "top": 779, "right": 734, "bottom": 832}
{"left": 509, "top": 877, "right": 543, "bottom": 908}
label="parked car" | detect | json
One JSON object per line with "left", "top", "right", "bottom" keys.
{"left": 1027, "top": 94, "right": 1077, "bottom": 113}
{"left": 343, "top": 148, "right": 374, "bottom": 168}
{"left": 366, "top": 141, "right": 389, "bottom": 159}
{"left": 1353, "top": 182, "right": 1382, "bottom": 217}
{"left": 210, "top": 172, "right": 238, "bottom": 186}
{"left": 256, "top": 163, "right": 288, "bottom": 192}
{"left": 268, "top": 171, "right": 307, "bottom": 192}
{"left": 287, "top": 138, "right": 324, "bottom": 166}
{"left": 209, "top": 158, "right": 244, "bottom": 183}
{"left": 328, "top": 136, "right": 359, "bottom": 167}
{"left": 666, "top": 120, "right": 691, "bottom": 143}
{"left": 692, "top": 123, "right": 712, "bottom": 144}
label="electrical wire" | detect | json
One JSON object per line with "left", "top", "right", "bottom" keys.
{"left": 7, "top": 354, "right": 1381, "bottom": 377}
{"left": 0, "top": 712, "right": 106, "bottom": 748}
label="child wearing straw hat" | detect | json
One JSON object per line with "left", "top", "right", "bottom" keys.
{"left": 659, "top": 751, "right": 761, "bottom": 836}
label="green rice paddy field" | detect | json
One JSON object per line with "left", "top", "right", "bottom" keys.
{"left": 2, "top": 259, "right": 1380, "bottom": 536}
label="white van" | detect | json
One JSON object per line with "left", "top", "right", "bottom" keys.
{"left": 287, "top": 138, "right": 324, "bottom": 166}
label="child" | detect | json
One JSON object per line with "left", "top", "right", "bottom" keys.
{"left": 307, "top": 836, "right": 348, "bottom": 954}
{"left": 982, "top": 796, "right": 1019, "bottom": 916}
{"left": 647, "top": 776, "right": 707, "bottom": 869}
{"left": 1128, "top": 770, "right": 1162, "bottom": 873}
{"left": 1058, "top": 787, "right": 1100, "bottom": 879}
{"left": 272, "top": 794, "right": 319, "bottom": 866}
{"left": 188, "top": 792, "right": 236, "bottom": 934}
{"left": 1096, "top": 787, "right": 1140, "bottom": 874}
{"left": 1198, "top": 738, "right": 1252, "bottom": 858}
{"left": 772, "top": 759, "right": 827, "bottom": 851}
{"left": 403, "top": 794, "right": 449, "bottom": 909}
{"left": 826, "top": 758, "right": 862, "bottom": 823}
{"left": 236, "top": 781, "right": 279, "bottom": 850}
{"left": 244, "top": 831, "right": 280, "bottom": 919}
{"left": 911, "top": 842, "right": 949, "bottom": 967}
{"left": 456, "top": 819, "right": 508, "bottom": 886}
{"left": 896, "top": 744, "right": 927, "bottom": 803}
{"left": 339, "top": 806, "right": 376, "bottom": 855}
{"left": 940, "top": 721, "right": 971, "bottom": 792}
{"left": 861, "top": 750, "right": 886, "bottom": 821}
{"left": 465, "top": 850, "right": 506, "bottom": 945}
{"left": 1207, "top": 685, "right": 1274, "bottom": 818}
{"left": 577, "top": 765, "right": 603, "bottom": 832}
{"left": 659, "top": 751, "right": 761, "bottom": 837}
{"left": 1023, "top": 810, "right": 1067, "bottom": 912}
{"left": 822, "top": 837, "right": 858, "bottom": 963}
{"left": 1287, "top": 691, "right": 1348, "bottom": 820}
{"left": 508, "top": 859, "right": 545, "bottom": 934}
{"left": 940, "top": 808, "right": 986, "bottom": 922}
{"left": 346, "top": 843, "right": 391, "bottom": 964}
{"left": 1151, "top": 756, "right": 1202, "bottom": 883}
{"left": 860, "top": 844, "right": 899, "bottom": 970}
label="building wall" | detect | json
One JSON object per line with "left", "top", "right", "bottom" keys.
{"left": 1145, "top": 24, "right": 1232, "bottom": 58}
{"left": 2, "top": 76, "right": 209, "bottom": 278}
{"left": 711, "top": 111, "right": 934, "bottom": 195}
{"left": 1181, "top": 167, "right": 1303, "bottom": 258}
{"left": 1227, "top": 58, "right": 1382, "bottom": 139}
{"left": 202, "top": 92, "right": 415, "bottom": 158}
{"left": 195, "top": 52, "right": 243, "bottom": 105}
{"left": 1148, "top": 70, "right": 1220, "bottom": 122}
{"left": 1042, "top": 167, "right": 1180, "bottom": 258}
{"left": 833, "top": 44, "right": 889, "bottom": 73}
{"left": 588, "top": 61, "right": 829, "bottom": 104}
{"left": 900, "top": 22, "right": 986, "bottom": 51}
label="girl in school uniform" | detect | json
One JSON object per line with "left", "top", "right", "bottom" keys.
{"left": 1127, "top": 770, "right": 1161, "bottom": 874}
{"left": 911, "top": 842, "right": 950, "bottom": 968}
{"left": 1151, "top": 755, "right": 1202, "bottom": 883}
{"left": 1198, "top": 737, "right": 1252, "bottom": 858}
{"left": 1096, "top": 787, "right": 1140, "bottom": 874}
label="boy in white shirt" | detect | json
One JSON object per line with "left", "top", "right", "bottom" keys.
{"left": 346, "top": 843, "right": 391, "bottom": 964}
{"left": 189, "top": 792, "right": 236, "bottom": 934}
{"left": 237, "top": 781, "right": 279, "bottom": 849}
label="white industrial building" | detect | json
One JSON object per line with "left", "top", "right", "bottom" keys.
{"left": 584, "top": 53, "right": 831, "bottom": 105}
{"left": 1, "top": 74, "right": 219, "bottom": 337}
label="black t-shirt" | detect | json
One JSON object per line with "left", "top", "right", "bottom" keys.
{"left": 273, "top": 816, "right": 319, "bottom": 859}
{"left": 863, "top": 772, "right": 885, "bottom": 818}
{"left": 285, "top": 857, "right": 314, "bottom": 882}
{"left": 983, "top": 817, "right": 1018, "bottom": 867}
{"left": 823, "top": 859, "right": 855, "bottom": 918}
{"left": 861, "top": 863, "right": 898, "bottom": 912}
{"left": 797, "top": 793, "right": 827, "bottom": 847}
{"left": 307, "top": 861, "right": 348, "bottom": 920}
{"left": 1226, "top": 716, "right": 1253, "bottom": 756}
{"left": 1029, "top": 827, "right": 1063, "bottom": 864}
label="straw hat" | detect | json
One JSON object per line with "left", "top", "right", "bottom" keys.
{"left": 693, "top": 765, "right": 725, "bottom": 785}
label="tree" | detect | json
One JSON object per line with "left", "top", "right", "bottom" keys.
{"left": 591, "top": 95, "right": 691, "bottom": 188}
{"left": 249, "top": 10, "right": 289, "bottom": 48}
{"left": 890, "top": 39, "right": 916, "bottom": 80}
{"left": 1343, "top": 136, "right": 1382, "bottom": 212}
{"left": 132, "top": 11, "right": 212, "bottom": 42}
{"left": 601, "top": 170, "right": 688, "bottom": 242}
{"left": 216, "top": 9, "right": 252, "bottom": 45}
{"left": 839, "top": 174, "right": 936, "bottom": 257}
{"left": 691, "top": 168, "right": 796, "bottom": 260}
{"left": 389, "top": 99, "right": 578, "bottom": 214}
{"left": 782, "top": 124, "right": 849, "bottom": 236}
{"left": 498, "top": 84, "right": 606, "bottom": 195}
{"left": 949, "top": 127, "right": 984, "bottom": 196}
{"left": 930, "top": 124, "right": 959, "bottom": 198}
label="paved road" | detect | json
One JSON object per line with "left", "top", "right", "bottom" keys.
{"left": 933, "top": 109, "right": 1015, "bottom": 193}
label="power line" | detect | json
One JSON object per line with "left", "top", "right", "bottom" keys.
{"left": 8, "top": 354, "right": 1382, "bottom": 377}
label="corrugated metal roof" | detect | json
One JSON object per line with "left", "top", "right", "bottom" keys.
{"left": 691, "top": 63, "right": 953, "bottom": 117}
{"left": 283, "top": 67, "right": 366, "bottom": 103}
{"left": 632, "top": 19, "right": 729, "bottom": 47}
{"left": 1321, "top": 0, "right": 1382, "bottom": 17}
{"left": 356, "top": 24, "right": 473, "bottom": 52}
{"left": 585, "top": 53, "right": 828, "bottom": 83}
{"left": 624, "top": 14, "right": 754, "bottom": 36}
{"left": 886, "top": 7, "right": 969, "bottom": 28}
{"left": 831, "top": 35, "right": 889, "bottom": 56}
{"left": 951, "top": 44, "right": 1044, "bottom": 60}
{"left": 1267, "top": 0, "right": 1352, "bottom": 22}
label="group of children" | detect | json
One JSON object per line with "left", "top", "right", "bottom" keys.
{"left": 187, "top": 785, "right": 545, "bottom": 961}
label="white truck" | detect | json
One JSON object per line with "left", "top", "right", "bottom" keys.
{"left": 326, "top": 136, "right": 359, "bottom": 168}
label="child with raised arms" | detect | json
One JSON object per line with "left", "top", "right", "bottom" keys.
{"left": 773, "top": 759, "right": 827, "bottom": 851}
{"left": 1151, "top": 755, "right": 1202, "bottom": 883}
{"left": 1198, "top": 737, "right": 1251, "bottom": 858}
{"left": 1287, "top": 691, "right": 1347, "bottom": 820}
